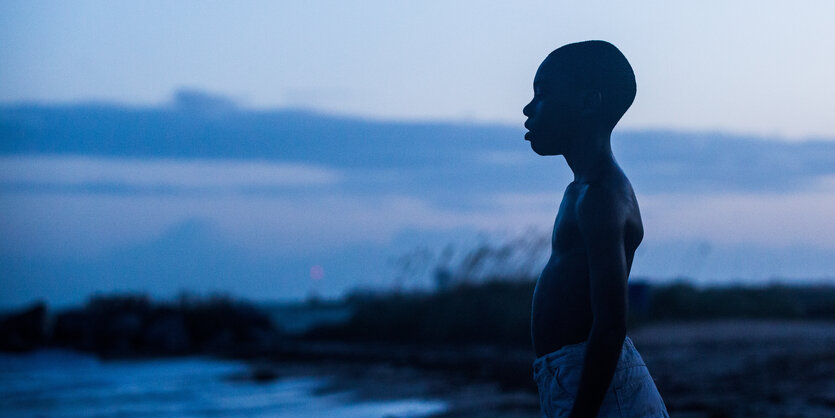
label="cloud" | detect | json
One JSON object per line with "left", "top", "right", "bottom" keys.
{"left": 6, "top": 173, "right": 835, "bottom": 262}
{"left": 0, "top": 189, "right": 551, "bottom": 260}
{"left": 4, "top": 178, "right": 835, "bottom": 306}
{"left": 0, "top": 155, "right": 342, "bottom": 191}
{"left": 486, "top": 177, "right": 835, "bottom": 251}
{"left": 475, "top": 150, "right": 535, "bottom": 166}
{"left": 639, "top": 176, "right": 835, "bottom": 249}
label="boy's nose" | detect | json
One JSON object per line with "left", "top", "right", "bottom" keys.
{"left": 523, "top": 101, "right": 532, "bottom": 117}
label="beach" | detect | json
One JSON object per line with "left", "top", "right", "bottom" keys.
{"left": 259, "top": 319, "right": 835, "bottom": 417}
{"left": 2, "top": 320, "right": 834, "bottom": 417}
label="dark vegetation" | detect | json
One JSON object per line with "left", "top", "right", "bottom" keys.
{"left": 306, "top": 281, "right": 534, "bottom": 345}
{"left": 282, "top": 279, "right": 835, "bottom": 393}
{"left": 3, "top": 235, "right": 834, "bottom": 393}
{"left": 3, "top": 279, "right": 835, "bottom": 397}
{"left": 648, "top": 281, "right": 835, "bottom": 320}
{"left": 305, "top": 280, "right": 835, "bottom": 347}
{"left": 316, "top": 234, "right": 834, "bottom": 347}
{"left": 0, "top": 293, "right": 280, "bottom": 356}
{"left": 3, "top": 277, "right": 834, "bottom": 357}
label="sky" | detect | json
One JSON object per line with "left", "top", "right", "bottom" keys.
{"left": 2, "top": 1, "right": 835, "bottom": 138}
{"left": 2, "top": 107, "right": 834, "bottom": 307}
{"left": 2, "top": 2, "right": 835, "bottom": 307}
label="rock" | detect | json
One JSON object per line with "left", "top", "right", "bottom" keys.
{"left": 52, "top": 311, "right": 97, "bottom": 350}
{"left": 251, "top": 366, "right": 279, "bottom": 383}
{"left": 144, "top": 314, "right": 191, "bottom": 354}
{"left": 0, "top": 302, "right": 47, "bottom": 352}
{"left": 104, "top": 312, "right": 144, "bottom": 354}
{"left": 45, "top": 294, "right": 281, "bottom": 357}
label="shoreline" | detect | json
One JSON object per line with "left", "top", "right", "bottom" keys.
{"left": 4, "top": 318, "right": 835, "bottom": 416}
{"left": 247, "top": 319, "right": 835, "bottom": 417}
{"left": 242, "top": 359, "right": 540, "bottom": 417}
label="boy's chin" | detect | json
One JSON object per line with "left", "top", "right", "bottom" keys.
{"left": 530, "top": 142, "right": 561, "bottom": 156}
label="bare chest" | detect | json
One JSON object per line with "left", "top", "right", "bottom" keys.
{"left": 551, "top": 192, "right": 583, "bottom": 255}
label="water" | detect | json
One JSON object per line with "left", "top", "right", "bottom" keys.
{"left": 0, "top": 350, "right": 447, "bottom": 417}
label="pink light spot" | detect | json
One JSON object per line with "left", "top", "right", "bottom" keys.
{"left": 310, "top": 265, "right": 324, "bottom": 281}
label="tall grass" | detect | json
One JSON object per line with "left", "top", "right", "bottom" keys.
{"left": 307, "top": 279, "right": 835, "bottom": 346}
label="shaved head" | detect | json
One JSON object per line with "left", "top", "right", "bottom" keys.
{"left": 544, "top": 40, "right": 636, "bottom": 130}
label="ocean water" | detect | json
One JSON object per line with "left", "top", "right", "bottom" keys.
{"left": 0, "top": 350, "right": 447, "bottom": 417}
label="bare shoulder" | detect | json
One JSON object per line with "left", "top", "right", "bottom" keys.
{"left": 574, "top": 171, "right": 641, "bottom": 237}
{"left": 575, "top": 174, "right": 634, "bottom": 217}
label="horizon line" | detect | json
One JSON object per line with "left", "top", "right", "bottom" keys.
{"left": 1, "top": 91, "right": 832, "bottom": 143}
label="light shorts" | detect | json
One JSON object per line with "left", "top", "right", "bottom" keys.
{"left": 532, "top": 336, "right": 669, "bottom": 417}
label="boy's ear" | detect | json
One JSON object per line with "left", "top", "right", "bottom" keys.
{"left": 580, "top": 90, "right": 602, "bottom": 116}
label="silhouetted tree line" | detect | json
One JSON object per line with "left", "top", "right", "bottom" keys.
{"left": 0, "top": 292, "right": 280, "bottom": 355}
{"left": 4, "top": 281, "right": 834, "bottom": 354}
{"left": 646, "top": 281, "right": 835, "bottom": 320}
{"left": 305, "top": 280, "right": 835, "bottom": 347}
{"left": 330, "top": 235, "right": 835, "bottom": 346}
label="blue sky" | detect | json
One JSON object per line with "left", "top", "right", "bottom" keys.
{"left": 2, "top": 104, "right": 834, "bottom": 307}
{"left": 2, "top": 2, "right": 835, "bottom": 307}
{"left": 2, "top": 1, "right": 834, "bottom": 137}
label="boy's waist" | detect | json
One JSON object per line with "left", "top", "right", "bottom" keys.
{"left": 532, "top": 336, "right": 645, "bottom": 378}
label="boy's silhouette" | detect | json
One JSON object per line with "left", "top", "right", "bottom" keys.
{"left": 524, "top": 41, "right": 669, "bottom": 417}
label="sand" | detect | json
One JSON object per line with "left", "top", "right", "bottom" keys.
{"left": 246, "top": 320, "right": 835, "bottom": 417}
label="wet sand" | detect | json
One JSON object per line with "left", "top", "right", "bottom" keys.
{"left": 250, "top": 320, "right": 835, "bottom": 417}
{"left": 244, "top": 360, "right": 540, "bottom": 417}
{"left": 631, "top": 320, "right": 835, "bottom": 417}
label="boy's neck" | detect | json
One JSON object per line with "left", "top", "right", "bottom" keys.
{"left": 563, "top": 130, "right": 615, "bottom": 184}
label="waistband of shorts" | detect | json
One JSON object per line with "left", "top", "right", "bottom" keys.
{"left": 532, "top": 336, "right": 644, "bottom": 377}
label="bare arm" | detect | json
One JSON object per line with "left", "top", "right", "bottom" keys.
{"left": 570, "top": 185, "right": 628, "bottom": 418}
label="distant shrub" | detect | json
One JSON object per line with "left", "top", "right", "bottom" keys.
{"left": 86, "top": 293, "right": 151, "bottom": 313}
{"left": 308, "top": 280, "right": 535, "bottom": 346}
{"left": 390, "top": 231, "right": 549, "bottom": 291}
{"left": 52, "top": 292, "right": 279, "bottom": 356}
{"left": 649, "top": 282, "right": 835, "bottom": 321}
{"left": 307, "top": 280, "right": 835, "bottom": 347}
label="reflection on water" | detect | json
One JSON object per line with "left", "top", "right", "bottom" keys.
{"left": 0, "top": 350, "right": 446, "bottom": 417}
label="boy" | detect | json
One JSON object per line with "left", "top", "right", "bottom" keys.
{"left": 524, "top": 41, "right": 669, "bottom": 417}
